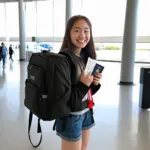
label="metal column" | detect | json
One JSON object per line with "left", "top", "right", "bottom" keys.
{"left": 18, "top": 0, "right": 26, "bottom": 61}
{"left": 66, "top": 0, "right": 73, "bottom": 26}
{"left": 119, "top": 0, "right": 139, "bottom": 85}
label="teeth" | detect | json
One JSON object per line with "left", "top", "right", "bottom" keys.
{"left": 78, "top": 40, "right": 85, "bottom": 43}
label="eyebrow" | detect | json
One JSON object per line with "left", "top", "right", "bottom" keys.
{"left": 73, "top": 27, "right": 90, "bottom": 30}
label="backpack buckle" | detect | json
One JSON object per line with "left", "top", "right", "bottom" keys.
{"left": 42, "top": 95, "right": 48, "bottom": 99}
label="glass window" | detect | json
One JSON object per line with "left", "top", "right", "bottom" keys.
{"left": 36, "top": 0, "right": 53, "bottom": 37}
{"left": 82, "top": 0, "right": 126, "bottom": 36}
{"left": 137, "top": 0, "right": 150, "bottom": 36}
{"left": 0, "top": 3, "right": 6, "bottom": 37}
{"left": 72, "top": 0, "right": 83, "bottom": 16}
{"left": 6, "top": 2, "right": 19, "bottom": 37}
{"left": 36, "top": 0, "right": 65, "bottom": 37}
{"left": 53, "top": 0, "right": 65, "bottom": 37}
{"left": 25, "top": 2, "right": 36, "bottom": 37}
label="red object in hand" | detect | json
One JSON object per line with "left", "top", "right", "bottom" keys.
{"left": 88, "top": 89, "right": 94, "bottom": 108}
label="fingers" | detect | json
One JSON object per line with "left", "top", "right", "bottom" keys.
{"left": 93, "top": 73, "right": 102, "bottom": 86}
{"left": 93, "top": 79, "right": 99, "bottom": 86}
{"left": 93, "top": 77, "right": 100, "bottom": 82}
{"left": 94, "top": 73, "right": 102, "bottom": 79}
{"left": 93, "top": 77, "right": 100, "bottom": 84}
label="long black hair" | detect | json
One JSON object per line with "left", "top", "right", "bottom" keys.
{"left": 60, "top": 15, "right": 96, "bottom": 63}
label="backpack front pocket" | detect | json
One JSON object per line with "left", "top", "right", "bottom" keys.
{"left": 24, "top": 80, "right": 40, "bottom": 116}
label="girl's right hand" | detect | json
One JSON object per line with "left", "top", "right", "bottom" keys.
{"left": 80, "top": 72, "right": 93, "bottom": 87}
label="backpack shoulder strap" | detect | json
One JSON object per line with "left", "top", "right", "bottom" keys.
{"left": 59, "top": 51, "right": 76, "bottom": 67}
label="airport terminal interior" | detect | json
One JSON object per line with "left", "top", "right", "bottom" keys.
{"left": 1, "top": 0, "right": 150, "bottom": 150}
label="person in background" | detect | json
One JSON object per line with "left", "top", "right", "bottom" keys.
{"left": 9, "top": 44, "right": 14, "bottom": 61}
{"left": 1, "top": 42, "right": 7, "bottom": 68}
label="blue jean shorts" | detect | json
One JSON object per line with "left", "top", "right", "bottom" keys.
{"left": 56, "top": 110, "right": 95, "bottom": 141}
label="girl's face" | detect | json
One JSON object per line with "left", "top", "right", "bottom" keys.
{"left": 70, "top": 19, "right": 91, "bottom": 51}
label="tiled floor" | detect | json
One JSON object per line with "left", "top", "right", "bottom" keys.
{"left": 0, "top": 60, "right": 150, "bottom": 150}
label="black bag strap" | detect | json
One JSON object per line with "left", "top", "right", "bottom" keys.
{"left": 59, "top": 51, "right": 85, "bottom": 72}
{"left": 59, "top": 51, "right": 76, "bottom": 74}
{"left": 28, "top": 111, "right": 42, "bottom": 148}
{"left": 59, "top": 51, "right": 74, "bottom": 64}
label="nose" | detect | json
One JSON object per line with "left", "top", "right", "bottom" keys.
{"left": 79, "top": 30, "right": 85, "bottom": 39}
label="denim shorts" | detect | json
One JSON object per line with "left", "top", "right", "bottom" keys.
{"left": 56, "top": 110, "right": 95, "bottom": 141}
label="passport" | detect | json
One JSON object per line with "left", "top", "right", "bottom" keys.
{"left": 92, "top": 63, "right": 104, "bottom": 76}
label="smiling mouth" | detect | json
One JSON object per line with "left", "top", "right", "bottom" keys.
{"left": 77, "top": 40, "right": 86, "bottom": 43}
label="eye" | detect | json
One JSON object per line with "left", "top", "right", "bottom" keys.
{"left": 85, "top": 30, "right": 89, "bottom": 33}
{"left": 74, "top": 29, "right": 80, "bottom": 32}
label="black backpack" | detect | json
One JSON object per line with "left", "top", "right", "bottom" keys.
{"left": 24, "top": 51, "right": 73, "bottom": 147}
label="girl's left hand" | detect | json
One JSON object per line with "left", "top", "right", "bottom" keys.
{"left": 93, "top": 73, "right": 102, "bottom": 86}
